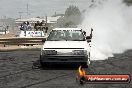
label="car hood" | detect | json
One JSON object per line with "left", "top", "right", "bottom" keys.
{"left": 43, "top": 41, "right": 89, "bottom": 50}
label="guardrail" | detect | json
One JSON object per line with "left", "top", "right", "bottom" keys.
{"left": 0, "top": 37, "right": 46, "bottom": 46}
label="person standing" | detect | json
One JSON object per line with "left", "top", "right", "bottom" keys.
{"left": 40, "top": 20, "right": 48, "bottom": 34}
{"left": 34, "top": 21, "right": 41, "bottom": 31}
{"left": 20, "top": 22, "right": 27, "bottom": 31}
{"left": 26, "top": 21, "right": 32, "bottom": 31}
{"left": 40, "top": 20, "right": 46, "bottom": 31}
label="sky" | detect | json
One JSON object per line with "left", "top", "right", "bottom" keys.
{"left": 0, "top": 0, "right": 91, "bottom": 19}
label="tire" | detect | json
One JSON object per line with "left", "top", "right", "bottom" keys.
{"left": 32, "top": 60, "right": 41, "bottom": 69}
{"left": 82, "top": 62, "right": 88, "bottom": 68}
{"left": 82, "top": 58, "right": 90, "bottom": 68}
{"left": 40, "top": 60, "right": 44, "bottom": 67}
{"left": 80, "top": 76, "right": 86, "bottom": 85}
{"left": 40, "top": 55, "right": 46, "bottom": 68}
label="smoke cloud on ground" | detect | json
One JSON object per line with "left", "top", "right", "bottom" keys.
{"left": 80, "top": 0, "right": 132, "bottom": 60}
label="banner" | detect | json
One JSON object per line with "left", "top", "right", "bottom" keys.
{"left": 16, "top": 31, "right": 45, "bottom": 37}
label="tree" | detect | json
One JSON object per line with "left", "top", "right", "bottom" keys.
{"left": 65, "top": 5, "right": 81, "bottom": 16}
{"left": 56, "top": 5, "right": 82, "bottom": 28}
{"left": 124, "top": 0, "right": 132, "bottom": 5}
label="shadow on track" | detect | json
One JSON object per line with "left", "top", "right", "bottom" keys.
{"left": 32, "top": 60, "right": 82, "bottom": 70}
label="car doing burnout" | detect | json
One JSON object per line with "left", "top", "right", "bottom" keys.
{"left": 40, "top": 28, "right": 93, "bottom": 67}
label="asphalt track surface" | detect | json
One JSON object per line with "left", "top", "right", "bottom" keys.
{"left": 0, "top": 49, "right": 132, "bottom": 88}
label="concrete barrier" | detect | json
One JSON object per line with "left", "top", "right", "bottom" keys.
{"left": 0, "top": 37, "right": 47, "bottom": 46}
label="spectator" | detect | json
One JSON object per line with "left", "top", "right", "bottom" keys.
{"left": 40, "top": 20, "right": 46, "bottom": 30}
{"left": 40, "top": 20, "right": 48, "bottom": 33}
{"left": 26, "top": 21, "right": 32, "bottom": 31}
{"left": 20, "top": 22, "right": 27, "bottom": 31}
{"left": 34, "top": 21, "right": 41, "bottom": 31}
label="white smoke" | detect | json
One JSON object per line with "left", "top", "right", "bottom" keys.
{"left": 80, "top": 0, "right": 132, "bottom": 60}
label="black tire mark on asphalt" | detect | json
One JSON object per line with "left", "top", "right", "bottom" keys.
{"left": 0, "top": 66, "right": 32, "bottom": 78}
{"left": 0, "top": 61, "right": 36, "bottom": 78}
{"left": 21, "top": 73, "right": 72, "bottom": 88}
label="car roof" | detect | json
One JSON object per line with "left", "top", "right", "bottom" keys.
{"left": 53, "top": 28, "right": 82, "bottom": 31}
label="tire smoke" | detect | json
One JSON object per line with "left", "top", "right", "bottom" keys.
{"left": 80, "top": 0, "right": 132, "bottom": 60}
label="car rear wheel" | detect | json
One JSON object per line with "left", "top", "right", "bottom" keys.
{"left": 40, "top": 55, "right": 47, "bottom": 68}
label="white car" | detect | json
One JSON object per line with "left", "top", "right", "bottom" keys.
{"left": 40, "top": 28, "right": 93, "bottom": 67}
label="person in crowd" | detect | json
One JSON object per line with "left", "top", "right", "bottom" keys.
{"left": 40, "top": 20, "right": 46, "bottom": 31}
{"left": 34, "top": 21, "right": 41, "bottom": 31}
{"left": 20, "top": 22, "right": 27, "bottom": 31}
{"left": 26, "top": 21, "right": 32, "bottom": 31}
{"left": 20, "top": 22, "right": 27, "bottom": 36}
{"left": 40, "top": 20, "right": 48, "bottom": 33}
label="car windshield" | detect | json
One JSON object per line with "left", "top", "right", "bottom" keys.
{"left": 47, "top": 30, "right": 85, "bottom": 41}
